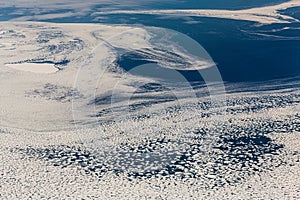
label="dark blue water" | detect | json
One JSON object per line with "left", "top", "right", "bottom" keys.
{"left": 0, "top": 0, "right": 289, "bottom": 20}
{"left": 280, "top": 6, "right": 300, "bottom": 20}
{"left": 101, "top": 14, "right": 300, "bottom": 83}
{"left": 133, "top": 0, "right": 289, "bottom": 10}
{"left": 0, "top": 0, "right": 290, "bottom": 21}
{"left": 0, "top": 7, "right": 73, "bottom": 21}
{"left": 0, "top": 7, "right": 27, "bottom": 21}
{"left": 0, "top": 1, "right": 299, "bottom": 83}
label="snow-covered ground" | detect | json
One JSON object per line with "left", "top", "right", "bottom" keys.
{"left": 0, "top": 22, "right": 300, "bottom": 199}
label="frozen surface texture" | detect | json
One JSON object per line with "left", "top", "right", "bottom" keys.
{"left": 0, "top": 22, "right": 300, "bottom": 199}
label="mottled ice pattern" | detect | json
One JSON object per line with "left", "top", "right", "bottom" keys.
{"left": 14, "top": 91, "right": 300, "bottom": 186}
{"left": 1, "top": 22, "right": 300, "bottom": 199}
{"left": 3, "top": 85, "right": 300, "bottom": 198}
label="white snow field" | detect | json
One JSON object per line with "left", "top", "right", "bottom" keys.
{"left": 0, "top": 22, "right": 300, "bottom": 199}
{"left": 5, "top": 63, "right": 58, "bottom": 74}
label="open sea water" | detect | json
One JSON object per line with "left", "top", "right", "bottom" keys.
{"left": 0, "top": 0, "right": 299, "bottom": 83}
